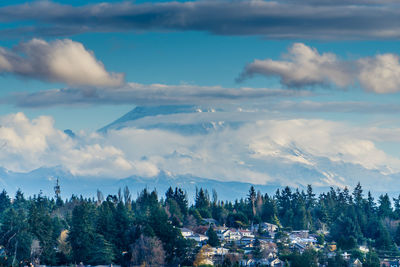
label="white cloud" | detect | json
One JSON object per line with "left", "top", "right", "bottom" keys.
{"left": 1, "top": 1, "right": 400, "bottom": 40}
{"left": 358, "top": 54, "right": 400, "bottom": 93}
{"left": 0, "top": 113, "right": 155, "bottom": 178}
{"left": 0, "top": 38, "right": 124, "bottom": 87}
{"left": 1, "top": 111, "right": 399, "bottom": 188}
{"left": 247, "top": 119, "right": 398, "bottom": 172}
{"left": 9, "top": 82, "right": 309, "bottom": 107}
{"left": 240, "top": 43, "right": 400, "bottom": 94}
{"left": 239, "top": 43, "right": 353, "bottom": 88}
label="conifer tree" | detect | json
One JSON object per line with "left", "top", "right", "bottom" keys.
{"left": 207, "top": 227, "right": 220, "bottom": 247}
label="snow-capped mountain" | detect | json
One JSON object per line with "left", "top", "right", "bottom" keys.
{"left": 98, "top": 105, "right": 242, "bottom": 134}
{"left": 94, "top": 105, "right": 400, "bottom": 194}
{"left": 0, "top": 104, "right": 399, "bottom": 199}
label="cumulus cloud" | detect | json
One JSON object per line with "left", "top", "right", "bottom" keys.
{"left": 238, "top": 43, "right": 353, "bottom": 87}
{"left": 358, "top": 54, "right": 400, "bottom": 93}
{"left": 0, "top": 38, "right": 124, "bottom": 87}
{"left": 0, "top": 1, "right": 399, "bottom": 40}
{"left": 0, "top": 111, "right": 400, "bottom": 188}
{"left": 0, "top": 113, "right": 156, "bottom": 178}
{"left": 240, "top": 43, "right": 400, "bottom": 93}
{"left": 6, "top": 82, "right": 309, "bottom": 108}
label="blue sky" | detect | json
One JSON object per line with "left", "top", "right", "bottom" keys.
{"left": 1, "top": 0, "right": 400, "bottom": 188}
{"left": 1, "top": 32, "right": 399, "bottom": 130}
{"left": 0, "top": 0, "right": 399, "bottom": 130}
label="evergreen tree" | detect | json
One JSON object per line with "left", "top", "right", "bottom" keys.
{"left": 68, "top": 202, "right": 97, "bottom": 263}
{"left": 28, "top": 194, "right": 57, "bottom": 265}
{"left": 0, "top": 207, "right": 32, "bottom": 266}
{"left": 248, "top": 186, "right": 256, "bottom": 219}
{"left": 353, "top": 182, "right": 363, "bottom": 207}
{"left": 174, "top": 188, "right": 188, "bottom": 215}
{"left": 88, "top": 234, "right": 114, "bottom": 265}
{"left": 195, "top": 188, "right": 210, "bottom": 210}
{"left": 206, "top": 227, "right": 220, "bottom": 247}
{"left": 0, "top": 190, "right": 11, "bottom": 214}
{"left": 378, "top": 194, "right": 393, "bottom": 218}
{"left": 306, "top": 184, "right": 316, "bottom": 209}
{"left": 364, "top": 251, "right": 380, "bottom": 267}
{"left": 252, "top": 238, "right": 263, "bottom": 259}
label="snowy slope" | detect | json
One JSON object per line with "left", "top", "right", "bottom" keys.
{"left": 98, "top": 105, "right": 241, "bottom": 135}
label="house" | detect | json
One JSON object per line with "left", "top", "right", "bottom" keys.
{"left": 381, "top": 259, "right": 400, "bottom": 267}
{"left": 292, "top": 242, "right": 306, "bottom": 253}
{"left": 253, "top": 257, "right": 283, "bottom": 267}
{"left": 327, "top": 252, "right": 336, "bottom": 258}
{"left": 341, "top": 252, "right": 351, "bottom": 260}
{"left": 219, "top": 229, "right": 242, "bottom": 241}
{"left": 260, "top": 222, "right": 279, "bottom": 232}
{"left": 180, "top": 228, "right": 193, "bottom": 238}
{"left": 216, "top": 228, "right": 230, "bottom": 241}
{"left": 350, "top": 258, "right": 362, "bottom": 267}
{"left": 187, "top": 233, "right": 209, "bottom": 243}
{"left": 229, "top": 230, "right": 242, "bottom": 241}
{"left": 239, "top": 229, "right": 254, "bottom": 238}
{"left": 269, "top": 258, "right": 284, "bottom": 267}
{"left": 257, "top": 258, "right": 270, "bottom": 266}
{"left": 359, "top": 245, "right": 369, "bottom": 253}
{"left": 240, "top": 258, "right": 256, "bottom": 266}
{"left": 236, "top": 236, "right": 254, "bottom": 246}
{"left": 328, "top": 244, "right": 337, "bottom": 252}
{"left": 212, "top": 247, "right": 229, "bottom": 256}
{"left": 289, "top": 231, "right": 317, "bottom": 249}
{"left": 254, "top": 222, "right": 278, "bottom": 237}
{"left": 180, "top": 228, "right": 209, "bottom": 244}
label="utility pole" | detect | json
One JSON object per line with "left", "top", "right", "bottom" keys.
{"left": 54, "top": 178, "right": 61, "bottom": 199}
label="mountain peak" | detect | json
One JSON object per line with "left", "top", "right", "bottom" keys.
{"left": 98, "top": 105, "right": 222, "bottom": 133}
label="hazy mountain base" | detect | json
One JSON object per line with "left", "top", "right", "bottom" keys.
{"left": 0, "top": 166, "right": 282, "bottom": 200}
{"left": 0, "top": 165, "right": 399, "bottom": 201}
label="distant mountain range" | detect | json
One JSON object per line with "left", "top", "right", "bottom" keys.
{"left": 1, "top": 105, "right": 400, "bottom": 199}
{"left": 0, "top": 166, "right": 283, "bottom": 201}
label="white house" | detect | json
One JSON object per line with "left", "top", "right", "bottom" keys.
{"left": 180, "top": 228, "right": 193, "bottom": 238}
{"left": 239, "top": 229, "right": 254, "bottom": 238}
{"left": 269, "top": 258, "right": 283, "bottom": 266}
{"left": 211, "top": 247, "right": 229, "bottom": 256}
{"left": 216, "top": 229, "right": 231, "bottom": 240}
{"left": 227, "top": 229, "right": 242, "bottom": 241}
{"left": 216, "top": 229, "right": 242, "bottom": 242}
{"left": 187, "top": 233, "right": 209, "bottom": 242}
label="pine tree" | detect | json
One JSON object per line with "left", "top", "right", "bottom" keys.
{"left": 207, "top": 227, "right": 220, "bottom": 247}
{"left": 353, "top": 182, "right": 363, "bottom": 207}
{"left": 68, "top": 202, "right": 96, "bottom": 263}
{"left": 88, "top": 234, "right": 114, "bottom": 265}
{"left": 252, "top": 238, "right": 263, "bottom": 259}
{"left": 248, "top": 186, "right": 256, "bottom": 219}
{"left": 364, "top": 251, "right": 380, "bottom": 267}
{"left": 28, "top": 194, "right": 57, "bottom": 265}
{"left": 378, "top": 194, "right": 393, "bottom": 218}
{"left": 0, "top": 190, "right": 11, "bottom": 214}
{"left": 195, "top": 188, "right": 210, "bottom": 210}
{"left": 306, "top": 184, "right": 316, "bottom": 209}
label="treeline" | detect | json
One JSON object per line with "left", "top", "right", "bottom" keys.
{"left": 0, "top": 183, "right": 399, "bottom": 266}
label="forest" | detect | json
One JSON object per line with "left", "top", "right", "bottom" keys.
{"left": 0, "top": 183, "right": 398, "bottom": 266}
